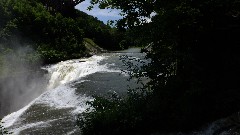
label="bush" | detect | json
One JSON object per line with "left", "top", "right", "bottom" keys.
{"left": 78, "top": 90, "right": 149, "bottom": 135}
{"left": 78, "top": 0, "right": 240, "bottom": 134}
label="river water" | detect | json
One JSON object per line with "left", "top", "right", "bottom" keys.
{"left": 1, "top": 48, "right": 145, "bottom": 134}
{"left": 1, "top": 48, "right": 238, "bottom": 135}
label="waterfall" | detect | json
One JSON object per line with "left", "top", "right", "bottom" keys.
{"left": 45, "top": 55, "right": 120, "bottom": 89}
{"left": 1, "top": 55, "right": 121, "bottom": 134}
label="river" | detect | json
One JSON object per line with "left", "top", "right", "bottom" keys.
{"left": 1, "top": 48, "right": 145, "bottom": 134}
{"left": 1, "top": 48, "right": 238, "bottom": 135}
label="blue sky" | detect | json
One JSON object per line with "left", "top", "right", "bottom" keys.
{"left": 75, "top": 0, "right": 122, "bottom": 24}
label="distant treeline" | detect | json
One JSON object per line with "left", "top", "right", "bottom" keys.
{"left": 0, "top": 0, "right": 129, "bottom": 67}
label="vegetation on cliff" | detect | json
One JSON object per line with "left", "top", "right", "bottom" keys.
{"left": 0, "top": 0, "right": 127, "bottom": 67}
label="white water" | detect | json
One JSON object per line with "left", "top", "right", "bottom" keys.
{"left": 1, "top": 55, "right": 121, "bottom": 134}
{"left": 1, "top": 50, "right": 229, "bottom": 134}
{"left": 45, "top": 55, "right": 121, "bottom": 89}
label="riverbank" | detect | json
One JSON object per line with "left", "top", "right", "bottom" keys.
{"left": 1, "top": 48, "right": 144, "bottom": 134}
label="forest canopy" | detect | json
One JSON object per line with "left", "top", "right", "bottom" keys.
{"left": 0, "top": 0, "right": 127, "bottom": 66}
{"left": 78, "top": 0, "right": 240, "bottom": 134}
{"left": 1, "top": 0, "right": 240, "bottom": 134}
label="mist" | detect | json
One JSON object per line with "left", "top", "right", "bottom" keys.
{"left": 0, "top": 44, "right": 48, "bottom": 118}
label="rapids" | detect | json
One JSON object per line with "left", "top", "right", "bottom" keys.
{"left": 1, "top": 48, "right": 144, "bottom": 134}
{"left": 1, "top": 48, "right": 234, "bottom": 135}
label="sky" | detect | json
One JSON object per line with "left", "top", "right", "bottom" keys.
{"left": 75, "top": 0, "right": 122, "bottom": 24}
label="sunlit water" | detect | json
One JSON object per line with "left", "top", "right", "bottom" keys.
{"left": 1, "top": 48, "right": 145, "bottom": 134}
{"left": 1, "top": 48, "right": 237, "bottom": 135}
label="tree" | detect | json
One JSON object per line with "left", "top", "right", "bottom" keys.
{"left": 40, "top": 0, "right": 85, "bottom": 17}
{"left": 79, "top": 0, "right": 240, "bottom": 134}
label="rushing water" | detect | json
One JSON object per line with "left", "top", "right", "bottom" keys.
{"left": 1, "top": 48, "right": 237, "bottom": 135}
{"left": 1, "top": 48, "right": 145, "bottom": 134}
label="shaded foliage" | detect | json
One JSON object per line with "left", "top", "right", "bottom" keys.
{"left": 0, "top": 0, "right": 86, "bottom": 63}
{"left": 79, "top": 0, "right": 240, "bottom": 134}
{"left": 0, "top": 0, "right": 126, "bottom": 65}
{"left": 78, "top": 90, "right": 149, "bottom": 135}
{"left": 39, "top": 0, "right": 84, "bottom": 17}
{"left": 75, "top": 11, "right": 129, "bottom": 50}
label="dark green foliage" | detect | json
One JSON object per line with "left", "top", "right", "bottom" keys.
{"left": 0, "top": 0, "right": 125, "bottom": 65}
{"left": 79, "top": 0, "right": 240, "bottom": 134}
{"left": 142, "top": 1, "right": 240, "bottom": 131}
{"left": 75, "top": 11, "right": 128, "bottom": 50}
{"left": 39, "top": 0, "right": 84, "bottom": 18}
{"left": 78, "top": 91, "right": 149, "bottom": 135}
{"left": 0, "top": 0, "right": 87, "bottom": 64}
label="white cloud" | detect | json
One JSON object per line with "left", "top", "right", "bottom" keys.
{"left": 75, "top": 0, "right": 122, "bottom": 23}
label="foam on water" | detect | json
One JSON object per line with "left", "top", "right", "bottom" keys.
{"left": 45, "top": 55, "right": 121, "bottom": 89}
{"left": 35, "top": 83, "right": 93, "bottom": 113}
{"left": 10, "top": 119, "right": 55, "bottom": 135}
{"left": 1, "top": 55, "right": 120, "bottom": 133}
{"left": 2, "top": 103, "right": 32, "bottom": 128}
{"left": 2, "top": 84, "right": 91, "bottom": 134}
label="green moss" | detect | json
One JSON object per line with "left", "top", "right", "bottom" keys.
{"left": 83, "top": 38, "right": 98, "bottom": 47}
{"left": 83, "top": 38, "right": 105, "bottom": 55}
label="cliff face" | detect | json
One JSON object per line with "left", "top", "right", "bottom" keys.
{"left": 83, "top": 38, "right": 106, "bottom": 56}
